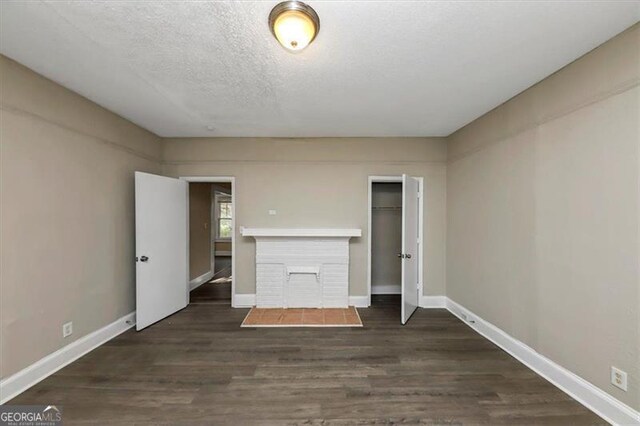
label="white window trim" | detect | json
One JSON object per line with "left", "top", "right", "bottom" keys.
{"left": 215, "top": 191, "right": 232, "bottom": 241}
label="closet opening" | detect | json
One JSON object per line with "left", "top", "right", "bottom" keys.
{"left": 370, "top": 181, "right": 403, "bottom": 309}
{"left": 367, "top": 174, "right": 424, "bottom": 323}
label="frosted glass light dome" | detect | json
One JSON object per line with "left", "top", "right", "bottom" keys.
{"left": 269, "top": 1, "right": 320, "bottom": 52}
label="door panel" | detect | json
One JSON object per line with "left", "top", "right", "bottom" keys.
{"left": 135, "top": 172, "right": 188, "bottom": 330}
{"left": 401, "top": 174, "right": 419, "bottom": 324}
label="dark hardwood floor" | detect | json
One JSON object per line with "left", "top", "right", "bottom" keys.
{"left": 190, "top": 281, "right": 232, "bottom": 305}
{"left": 9, "top": 288, "right": 603, "bottom": 424}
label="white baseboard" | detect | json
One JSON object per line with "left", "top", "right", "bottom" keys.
{"left": 233, "top": 294, "right": 369, "bottom": 308}
{"left": 349, "top": 296, "right": 369, "bottom": 308}
{"left": 4, "top": 298, "right": 635, "bottom": 425}
{"left": 0, "top": 312, "right": 135, "bottom": 404}
{"left": 189, "top": 271, "right": 214, "bottom": 291}
{"left": 234, "top": 293, "right": 256, "bottom": 308}
{"left": 371, "top": 284, "right": 401, "bottom": 295}
{"left": 420, "top": 295, "right": 447, "bottom": 308}
{"left": 446, "top": 299, "right": 640, "bottom": 425}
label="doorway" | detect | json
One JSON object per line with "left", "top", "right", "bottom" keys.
{"left": 207, "top": 183, "right": 233, "bottom": 302}
{"left": 367, "top": 175, "right": 423, "bottom": 324}
{"left": 371, "top": 182, "right": 402, "bottom": 308}
{"left": 134, "top": 173, "right": 237, "bottom": 331}
{"left": 182, "top": 176, "right": 236, "bottom": 307}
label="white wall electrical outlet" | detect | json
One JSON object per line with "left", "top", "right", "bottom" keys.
{"left": 268, "top": 210, "right": 277, "bottom": 215}
{"left": 611, "top": 366, "right": 627, "bottom": 391}
{"left": 62, "top": 321, "right": 73, "bottom": 338}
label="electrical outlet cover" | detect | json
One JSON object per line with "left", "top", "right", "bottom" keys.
{"left": 611, "top": 366, "right": 628, "bottom": 391}
{"left": 63, "top": 322, "right": 73, "bottom": 338}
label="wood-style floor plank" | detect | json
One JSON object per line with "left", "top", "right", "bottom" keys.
{"left": 8, "top": 285, "right": 604, "bottom": 425}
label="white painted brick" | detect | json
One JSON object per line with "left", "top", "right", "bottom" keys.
{"left": 254, "top": 237, "right": 350, "bottom": 308}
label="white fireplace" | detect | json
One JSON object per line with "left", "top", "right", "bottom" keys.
{"left": 240, "top": 228, "right": 362, "bottom": 308}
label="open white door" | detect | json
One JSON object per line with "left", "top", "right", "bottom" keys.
{"left": 401, "top": 174, "right": 420, "bottom": 324}
{"left": 135, "top": 172, "right": 188, "bottom": 331}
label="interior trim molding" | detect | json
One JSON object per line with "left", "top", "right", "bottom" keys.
{"left": 234, "top": 293, "right": 256, "bottom": 308}
{"left": 419, "top": 295, "right": 447, "bottom": 308}
{"left": 348, "top": 296, "right": 369, "bottom": 308}
{"left": 163, "top": 159, "right": 446, "bottom": 166}
{"left": 189, "top": 270, "right": 214, "bottom": 291}
{"left": 0, "top": 105, "right": 162, "bottom": 163}
{"left": 445, "top": 298, "right": 640, "bottom": 426}
{"left": 1, "top": 298, "right": 635, "bottom": 424}
{"left": 0, "top": 312, "right": 136, "bottom": 404}
{"left": 447, "top": 78, "right": 640, "bottom": 164}
{"left": 233, "top": 294, "right": 370, "bottom": 308}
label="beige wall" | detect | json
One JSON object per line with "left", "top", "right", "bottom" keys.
{"left": 215, "top": 241, "right": 232, "bottom": 252}
{"left": 189, "top": 183, "right": 212, "bottom": 280}
{"left": 447, "top": 24, "right": 640, "bottom": 410}
{"left": 4, "top": 21, "right": 637, "bottom": 414}
{"left": 162, "top": 137, "right": 448, "bottom": 298}
{"left": 0, "top": 55, "right": 162, "bottom": 379}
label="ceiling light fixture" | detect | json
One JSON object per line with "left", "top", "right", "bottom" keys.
{"left": 269, "top": 1, "right": 320, "bottom": 52}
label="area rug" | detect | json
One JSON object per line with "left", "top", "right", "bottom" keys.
{"left": 241, "top": 307, "right": 362, "bottom": 327}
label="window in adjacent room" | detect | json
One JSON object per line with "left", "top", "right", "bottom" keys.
{"left": 215, "top": 191, "right": 232, "bottom": 240}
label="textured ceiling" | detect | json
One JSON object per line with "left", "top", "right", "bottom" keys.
{"left": 1, "top": 1, "right": 638, "bottom": 137}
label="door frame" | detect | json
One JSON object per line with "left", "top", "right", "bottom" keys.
{"left": 180, "top": 176, "right": 236, "bottom": 307}
{"left": 367, "top": 175, "right": 424, "bottom": 307}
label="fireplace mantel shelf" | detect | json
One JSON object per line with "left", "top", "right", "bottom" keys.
{"left": 240, "top": 228, "right": 362, "bottom": 238}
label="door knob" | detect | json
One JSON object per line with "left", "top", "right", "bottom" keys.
{"left": 406, "top": 254, "right": 412, "bottom": 259}
{"left": 139, "top": 256, "right": 149, "bottom": 262}
{"left": 397, "top": 253, "right": 403, "bottom": 258}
